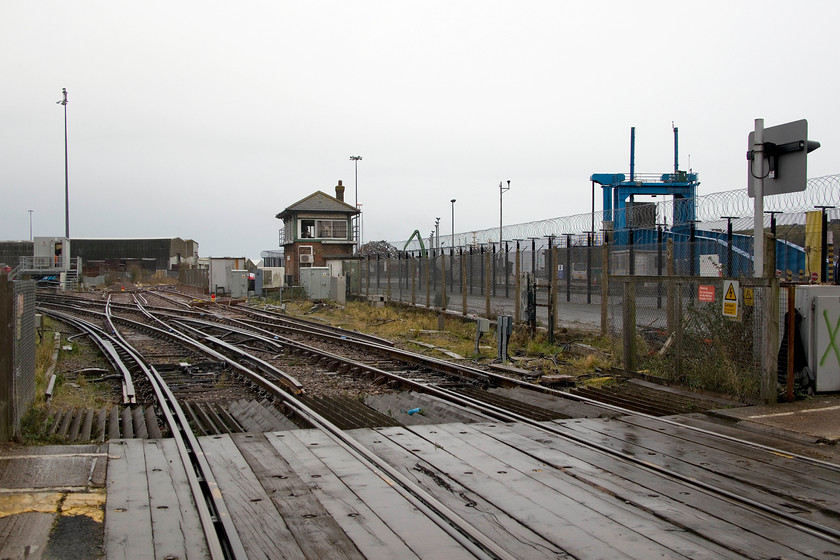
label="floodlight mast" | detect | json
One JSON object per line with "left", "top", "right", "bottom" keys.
{"left": 57, "top": 88, "right": 69, "bottom": 239}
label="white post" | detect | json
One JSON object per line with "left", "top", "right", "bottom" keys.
{"left": 752, "top": 118, "right": 765, "bottom": 278}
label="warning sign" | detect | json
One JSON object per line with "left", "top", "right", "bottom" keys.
{"left": 722, "top": 280, "right": 739, "bottom": 318}
{"left": 743, "top": 287, "right": 754, "bottom": 307}
{"left": 698, "top": 285, "right": 715, "bottom": 302}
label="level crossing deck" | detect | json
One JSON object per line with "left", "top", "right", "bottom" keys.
{"left": 97, "top": 420, "right": 840, "bottom": 559}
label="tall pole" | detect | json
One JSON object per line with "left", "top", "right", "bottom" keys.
{"left": 499, "top": 180, "right": 510, "bottom": 245}
{"left": 350, "top": 155, "right": 362, "bottom": 249}
{"left": 752, "top": 119, "right": 765, "bottom": 277}
{"left": 450, "top": 199, "right": 456, "bottom": 247}
{"left": 28, "top": 210, "right": 33, "bottom": 241}
{"left": 58, "top": 88, "right": 69, "bottom": 239}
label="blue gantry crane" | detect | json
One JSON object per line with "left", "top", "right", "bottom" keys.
{"left": 590, "top": 126, "right": 806, "bottom": 277}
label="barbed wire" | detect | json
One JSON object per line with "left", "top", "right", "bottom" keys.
{"left": 397, "top": 174, "right": 840, "bottom": 251}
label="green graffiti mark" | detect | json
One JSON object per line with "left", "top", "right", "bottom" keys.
{"left": 820, "top": 309, "right": 840, "bottom": 367}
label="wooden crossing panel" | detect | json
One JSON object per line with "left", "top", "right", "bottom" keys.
{"left": 96, "top": 419, "right": 840, "bottom": 560}
{"left": 105, "top": 439, "right": 155, "bottom": 560}
{"left": 199, "top": 434, "right": 307, "bottom": 560}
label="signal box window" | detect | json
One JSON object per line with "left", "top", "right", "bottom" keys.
{"left": 300, "top": 220, "right": 315, "bottom": 239}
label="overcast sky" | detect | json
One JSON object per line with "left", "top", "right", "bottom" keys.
{"left": 2, "top": 1, "right": 838, "bottom": 259}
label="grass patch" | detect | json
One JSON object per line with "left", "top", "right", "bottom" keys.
{"left": 18, "top": 318, "right": 118, "bottom": 444}
{"left": 281, "top": 300, "right": 615, "bottom": 375}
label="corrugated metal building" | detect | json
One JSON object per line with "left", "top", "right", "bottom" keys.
{"left": 0, "top": 241, "right": 33, "bottom": 268}
{"left": 0, "top": 237, "right": 198, "bottom": 274}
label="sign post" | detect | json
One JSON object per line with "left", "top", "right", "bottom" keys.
{"left": 751, "top": 119, "right": 765, "bottom": 278}
{"left": 747, "top": 118, "right": 820, "bottom": 278}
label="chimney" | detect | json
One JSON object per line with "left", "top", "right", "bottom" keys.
{"left": 335, "top": 180, "right": 345, "bottom": 202}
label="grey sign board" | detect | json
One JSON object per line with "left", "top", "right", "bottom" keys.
{"left": 748, "top": 119, "right": 817, "bottom": 197}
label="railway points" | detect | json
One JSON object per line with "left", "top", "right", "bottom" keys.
{"left": 3, "top": 287, "right": 840, "bottom": 559}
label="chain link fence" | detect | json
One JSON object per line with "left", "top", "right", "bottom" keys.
{"left": 0, "top": 276, "right": 36, "bottom": 441}
{"left": 607, "top": 276, "right": 777, "bottom": 404}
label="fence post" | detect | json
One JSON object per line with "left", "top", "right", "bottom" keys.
{"left": 601, "top": 228, "right": 610, "bottom": 337}
{"left": 551, "top": 241, "right": 558, "bottom": 341}
{"left": 449, "top": 248, "right": 454, "bottom": 296}
{"left": 667, "top": 238, "right": 675, "bottom": 334}
{"left": 586, "top": 232, "right": 593, "bottom": 304}
{"left": 547, "top": 236, "right": 555, "bottom": 344}
{"left": 485, "top": 249, "right": 491, "bottom": 318}
{"left": 467, "top": 245, "right": 475, "bottom": 293}
{"left": 786, "top": 285, "right": 796, "bottom": 402}
{"left": 480, "top": 247, "right": 486, "bottom": 296}
{"left": 505, "top": 242, "right": 510, "bottom": 299}
{"left": 565, "top": 234, "right": 572, "bottom": 303}
{"left": 762, "top": 232, "right": 779, "bottom": 404}
{"left": 365, "top": 256, "right": 371, "bottom": 298}
{"left": 386, "top": 256, "right": 392, "bottom": 300}
{"left": 622, "top": 279, "right": 636, "bottom": 373}
{"left": 411, "top": 257, "right": 416, "bottom": 306}
{"left": 461, "top": 248, "right": 467, "bottom": 316}
{"left": 425, "top": 251, "right": 431, "bottom": 308}
{"left": 675, "top": 280, "right": 683, "bottom": 380}
{"left": 657, "top": 225, "right": 664, "bottom": 309}
{"left": 514, "top": 241, "right": 521, "bottom": 323}
{"left": 431, "top": 249, "right": 436, "bottom": 294}
{"left": 441, "top": 251, "right": 447, "bottom": 310}
{"left": 491, "top": 243, "right": 497, "bottom": 297}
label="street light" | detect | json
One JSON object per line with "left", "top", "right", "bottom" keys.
{"left": 349, "top": 155, "right": 362, "bottom": 208}
{"left": 57, "top": 88, "right": 69, "bottom": 239}
{"left": 28, "top": 210, "right": 33, "bottom": 241}
{"left": 500, "top": 180, "right": 510, "bottom": 245}
{"left": 450, "top": 199, "right": 456, "bottom": 247}
{"left": 350, "top": 155, "right": 362, "bottom": 250}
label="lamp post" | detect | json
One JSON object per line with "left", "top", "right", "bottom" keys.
{"left": 350, "top": 155, "right": 362, "bottom": 250}
{"left": 57, "top": 88, "right": 69, "bottom": 239}
{"left": 499, "top": 180, "right": 510, "bottom": 245}
{"left": 28, "top": 210, "right": 33, "bottom": 241}
{"left": 450, "top": 199, "right": 456, "bottom": 247}
{"left": 349, "top": 155, "right": 362, "bottom": 208}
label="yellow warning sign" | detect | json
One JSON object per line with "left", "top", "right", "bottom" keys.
{"left": 724, "top": 284, "right": 737, "bottom": 301}
{"left": 722, "top": 280, "right": 739, "bottom": 318}
{"left": 743, "top": 287, "right": 754, "bottom": 307}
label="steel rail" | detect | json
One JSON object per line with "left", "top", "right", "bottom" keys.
{"left": 126, "top": 300, "right": 306, "bottom": 395}
{"left": 44, "top": 293, "right": 840, "bottom": 472}
{"left": 232, "top": 303, "right": 395, "bottom": 347}
{"left": 39, "top": 304, "right": 239, "bottom": 559}
{"left": 127, "top": 305, "right": 516, "bottom": 559}
{"left": 264, "top": 308, "right": 840, "bottom": 472}
{"left": 42, "top": 295, "right": 840, "bottom": 548}
{"left": 103, "top": 298, "right": 247, "bottom": 560}
{"left": 170, "top": 310, "right": 840, "bottom": 546}
{"left": 424, "top": 385, "right": 840, "bottom": 547}
{"left": 37, "top": 308, "right": 136, "bottom": 404}
{"left": 183, "top": 303, "right": 840, "bottom": 475}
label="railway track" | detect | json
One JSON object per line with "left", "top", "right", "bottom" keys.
{"left": 36, "top": 289, "right": 840, "bottom": 559}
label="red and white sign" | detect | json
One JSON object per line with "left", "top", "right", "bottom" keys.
{"left": 698, "top": 285, "right": 715, "bottom": 302}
